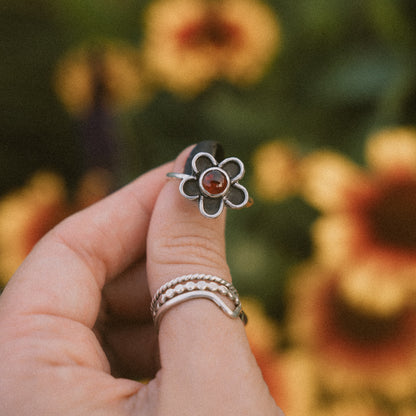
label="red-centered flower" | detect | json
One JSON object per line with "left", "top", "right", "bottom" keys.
{"left": 0, "top": 169, "right": 112, "bottom": 285}
{"left": 142, "top": 0, "right": 280, "bottom": 96}
{"left": 288, "top": 264, "right": 416, "bottom": 399}
{"left": 300, "top": 127, "right": 416, "bottom": 303}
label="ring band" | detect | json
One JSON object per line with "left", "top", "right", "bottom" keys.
{"left": 166, "top": 172, "right": 189, "bottom": 180}
{"left": 151, "top": 274, "right": 247, "bottom": 330}
{"left": 167, "top": 141, "right": 251, "bottom": 218}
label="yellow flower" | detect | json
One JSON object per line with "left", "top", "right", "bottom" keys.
{"left": 142, "top": 0, "right": 280, "bottom": 96}
{"left": 0, "top": 172, "right": 67, "bottom": 283}
{"left": 278, "top": 350, "right": 317, "bottom": 416}
{"left": 315, "top": 400, "right": 389, "bottom": 416}
{"left": 300, "top": 127, "right": 416, "bottom": 299}
{"left": 338, "top": 261, "right": 411, "bottom": 317}
{"left": 288, "top": 263, "right": 416, "bottom": 399}
{"left": 252, "top": 140, "right": 300, "bottom": 201}
{"left": 54, "top": 41, "right": 147, "bottom": 116}
{"left": 244, "top": 298, "right": 316, "bottom": 415}
{"left": 399, "top": 407, "right": 416, "bottom": 416}
{"left": 366, "top": 127, "right": 416, "bottom": 175}
{"left": 0, "top": 169, "right": 112, "bottom": 285}
{"left": 243, "top": 298, "right": 280, "bottom": 398}
{"left": 300, "top": 150, "right": 365, "bottom": 212}
{"left": 244, "top": 297, "right": 279, "bottom": 353}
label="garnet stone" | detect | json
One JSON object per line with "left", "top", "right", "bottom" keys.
{"left": 200, "top": 168, "right": 229, "bottom": 197}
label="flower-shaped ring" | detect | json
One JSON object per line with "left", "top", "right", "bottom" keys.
{"left": 168, "top": 152, "right": 250, "bottom": 218}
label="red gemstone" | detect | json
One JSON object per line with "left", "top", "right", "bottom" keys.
{"left": 201, "top": 169, "right": 228, "bottom": 195}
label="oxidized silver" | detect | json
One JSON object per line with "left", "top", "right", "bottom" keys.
{"left": 167, "top": 151, "right": 250, "bottom": 218}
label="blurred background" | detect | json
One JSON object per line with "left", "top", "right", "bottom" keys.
{"left": 2, "top": 0, "right": 416, "bottom": 414}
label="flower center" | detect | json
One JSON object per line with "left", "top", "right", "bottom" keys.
{"left": 176, "top": 11, "right": 241, "bottom": 50}
{"left": 200, "top": 168, "right": 229, "bottom": 197}
{"left": 329, "top": 290, "right": 404, "bottom": 346}
{"left": 365, "top": 181, "right": 416, "bottom": 250}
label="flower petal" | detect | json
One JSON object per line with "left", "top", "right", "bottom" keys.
{"left": 289, "top": 264, "right": 416, "bottom": 399}
{"left": 366, "top": 127, "right": 416, "bottom": 176}
{"left": 312, "top": 214, "right": 357, "bottom": 269}
{"left": 192, "top": 152, "right": 216, "bottom": 174}
{"left": 199, "top": 196, "right": 224, "bottom": 218}
{"left": 299, "top": 151, "right": 363, "bottom": 212}
{"left": 340, "top": 262, "right": 409, "bottom": 317}
{"left": 220, "top": 157, "right": 245, "bottom": 181}
{"left": 224, "top": 183, "right": 249, "bottom": 209}
{"left": 252, "top": 140, "right": 299, "bottom": 201}
{"left": 141, "top": 0, "right": 280, "bottom": 95}
{"left": 180, "top": 177, "right": 199, "bottom": 199}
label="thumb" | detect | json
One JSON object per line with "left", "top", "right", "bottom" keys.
{"left": 146, "top": 143, "right": 279, "bottom": 415}
{"left": 147, "top": 142, "right": 230, "bottom": 294}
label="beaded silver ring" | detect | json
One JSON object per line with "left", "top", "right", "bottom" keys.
{"left": 151, "top": 274, "right": 247, "bottom": 330}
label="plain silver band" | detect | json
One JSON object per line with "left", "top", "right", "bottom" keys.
{"left": 154, "top": 290, "right": 244, "bottom": 330}
{"left": 166, "top": 172, "right": 190, "bottom": 180}
{"left": 151, "top": 274, "right": 247, "bottom": 330}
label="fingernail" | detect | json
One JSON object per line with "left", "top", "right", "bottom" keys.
{"left": 184, "top": 141, "right": 224, "bottom": 175}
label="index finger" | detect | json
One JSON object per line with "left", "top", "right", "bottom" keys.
{"left": 0, "top": 162, "right": 172, "bottom": 328}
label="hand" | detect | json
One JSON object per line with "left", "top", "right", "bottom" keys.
{"left": 0, "top": 145, "right": 284, "bottom": 415}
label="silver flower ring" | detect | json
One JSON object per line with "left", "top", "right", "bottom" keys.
{"left": 167, "top": 151, "right": 250, "bottom": 218}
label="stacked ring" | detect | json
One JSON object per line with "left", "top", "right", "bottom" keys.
{"left": 151, "top": 274, "right": 247, "bottom": 330}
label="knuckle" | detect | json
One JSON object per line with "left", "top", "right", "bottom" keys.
{"left": 151, "top": 224, "right": 227, "bottom": 270}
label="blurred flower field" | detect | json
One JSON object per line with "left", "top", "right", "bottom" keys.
{"left": 2, "top": 0, "right": 416, "bottom": 414}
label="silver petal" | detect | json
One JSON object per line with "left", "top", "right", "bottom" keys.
{"left": 199, "top": 196, "right": 224, "bottom": 218}
{"left": 192, "top": 152, "right": 217, "bottom": 174}
{"left": 224, "top": 183, "right": 249, "bottom": 209}
{"left": 219, "top": 157, "right": 245, "bottom": 182}
{"left": 180, "top": 176, "right": 199, "bottom": 200}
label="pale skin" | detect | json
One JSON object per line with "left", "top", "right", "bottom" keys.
{"left": 0, "top": 146, "right": 284, "bottom": 416}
